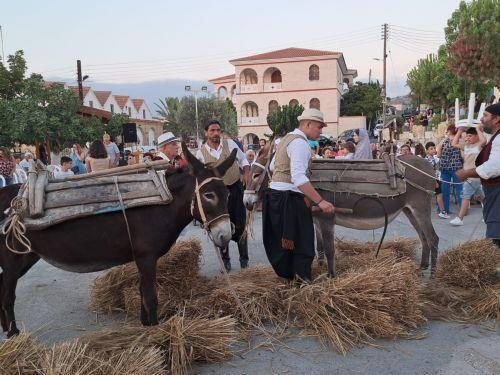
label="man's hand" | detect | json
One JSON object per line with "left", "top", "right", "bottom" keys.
{"left": 456, "top": 169, "right": 467, "bottom": 180}
{"left": 456, "top": 168, "right": 478, "bottom": 180}
{"left": 318, "top": 200, "right": 334, "bottom": 214}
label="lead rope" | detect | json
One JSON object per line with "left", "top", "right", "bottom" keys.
{"left": 114, "top": 176, "right": 136, "bottom": 256}
{"left": 1, "top": 196, "right": 32, "bottom": 254}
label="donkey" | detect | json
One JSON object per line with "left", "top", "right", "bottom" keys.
{"left": 0, "top": 144, "right": 236, "bottom": 337}
{"left": 243, "top": 142, "right": 439, "bottom": 276}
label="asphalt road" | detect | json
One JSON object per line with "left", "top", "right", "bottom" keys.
{"left": 6, "top": 201, "right": 500, "bottom": 375}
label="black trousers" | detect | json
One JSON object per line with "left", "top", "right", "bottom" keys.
{"left": 220, "top": 180, "right": 248, "bottom": 263}
{"left": 263, "top": 189, "right": 315, "bottom": 280}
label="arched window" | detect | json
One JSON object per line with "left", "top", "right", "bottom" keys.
{"left": 148, "top": 128, "right": 155, "bottom": 146}
{"left": 240, "top": 68, "right": 258, "bottom": 85}
{"left": 309, "top": 64, "right": 319, "bottom": 81}
{"left": 271, "top": 70, "right": 282, "bottom": 83}
{"left": 218, "top": 86, "right": 228, "bottom": 99}
{"left": 268, "top": 100, "right": 279, "bottom": 114}
{"left": 289, "top": 99, "right": 299, "bottom": 107}
{"left": 309, "top": 98, "right": 320, "bottom": 110}
{"left": 231, "top": 85, "right": 236, "bottom": 97}
{"left": 241, "top": 101, "right": 259, "bottom": 117}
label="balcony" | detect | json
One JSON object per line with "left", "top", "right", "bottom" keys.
{"left": 240, "top": 116, "right": 259, "bottom": 126}
{"left": 264, "top": 82, "right": 282, "bottom": 91}
{"left": 240, "top": 84, "right": 258, "bottom": 93}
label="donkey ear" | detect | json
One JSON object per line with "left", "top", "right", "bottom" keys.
{"left": 182, "top": 142, "right": 204, "bottom": 175}
{"left": 215, "top": 148, "right": 237, "bottom": 177}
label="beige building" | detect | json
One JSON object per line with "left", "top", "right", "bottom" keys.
{"left": 209, "top": 47, "right": 365, "bottom": 145}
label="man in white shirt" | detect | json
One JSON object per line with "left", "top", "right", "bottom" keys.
{"left": 157, "top": 132, "right": 180, "bottom": 162}
{"left": 264, "top": 109, "right": 334, "bottom": 281}
{"left": 103, "top": 133, "right": 120, "bottom": 167}
{"left": 53, "top": 156, "right": 75, "bottom": 179}
{"left": 457, "top": 103, "right": 500, "bottom": 247}
{"left": 196, "top": 120, "right": 250, "bottom": 271}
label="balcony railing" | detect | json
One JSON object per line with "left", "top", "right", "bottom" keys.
{"left": 240, "top": 84, "right": 258, "bottom": 93}
{"left": 264, "top": 82, "right": 282, "bottom": 91}
{"left": 240, "top": 116, "right": 259, "bottom": 126}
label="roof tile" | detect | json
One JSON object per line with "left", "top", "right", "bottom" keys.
{"left": 230, "top": 47, "right": 338, "bottom": 62}
{"left": 94, "top": 91, "right": 112, "bottom": 106}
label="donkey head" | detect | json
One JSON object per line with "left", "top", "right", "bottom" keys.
{"left": 243, "top": 141, "right": 273, "bottom": 210}
{"left": 182, "top": 142, "right": 237, "bottom": 248}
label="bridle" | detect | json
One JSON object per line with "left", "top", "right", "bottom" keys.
{"left": 191, "top": 176, "right": 230, "bottom": 231}
{"left": 244, "top": 140, "right": 274, "bottom": 196}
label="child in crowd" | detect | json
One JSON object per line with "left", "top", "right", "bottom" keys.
{"left": 53, "top": 156, "right": 75, "bottom": 179}
{"left": 336, "top": 141, "right": 355, "bottom": 160}
{"left": 425, "top": 142, "right": 447, "bottom": 218}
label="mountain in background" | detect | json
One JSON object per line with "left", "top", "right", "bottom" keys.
{"left": 46, "top": 76, "right": 212, "bottom": 110}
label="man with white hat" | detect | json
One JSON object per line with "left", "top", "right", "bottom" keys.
{"left": 263, "top": 108, "right": 334, "bottom": 281}
{"left": 157, "top": 131, "right": 180, "bottom": 162}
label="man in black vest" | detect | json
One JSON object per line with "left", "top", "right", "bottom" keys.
{"left": 457, "top": 103, "right": 500, "bottom": 247}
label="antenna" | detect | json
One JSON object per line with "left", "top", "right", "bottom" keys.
{"left": 0, "top": 25, "right": 5, "bottom": 65}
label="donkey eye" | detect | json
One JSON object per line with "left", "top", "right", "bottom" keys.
{"left": 203, "top": 192, "right": 216, "bottom": 200}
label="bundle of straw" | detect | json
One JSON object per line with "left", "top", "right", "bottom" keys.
{"left": 435, "top": 239, "right": 499, "bottom": 288}
{"left": 90, "top": 238, "right": 202, "bottom": 314}
{"left": 39, "top": 340, "right": 166, "bottom": 375}
{"left": 0, "top": 331, "right": 41, "bottom": 374}
{"left": 186, "top": 266, "right": 289, "bottom": 327}
{"left": 334, "top": 237, "right": 418, "bottom": 273}
{"left": 80, "top": 314, "right": 237, "bottom": 375}
{"left": 287, "top": 259, "right": 425, "bottom": 355}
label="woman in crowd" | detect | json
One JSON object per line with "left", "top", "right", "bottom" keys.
{"left": 352, "top": 128, "right": 373, "bottom": 160}
{"left": 414, "top": 143, "right": 426, "bottom": 158}
{"left": 70, "top": 143, "right": 87, "bottom": 174}
{"left": 437, "top": 125, "right": 463, "bottom": 217}
{"left": 85, "top": 140, "right": 111, "bottom": 173}
{"left": 0, "top": 147, "right": 15, "bottom": 186}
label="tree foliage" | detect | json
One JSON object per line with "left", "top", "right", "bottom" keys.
{"left": 445, "top": 0, "right": 500, "bottom": 87}
{"left": 158, "top": 96, "right": 237, "bottom": 139}
{"left": 340, "top": 82, "right": 382, "bottom": 126}
{"left": 266, "top": 104, "right": 305, "bottom": 137}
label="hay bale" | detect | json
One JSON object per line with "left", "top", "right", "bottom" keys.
{"left": 420, "top": 281, "right": 499, "bottom": 322}
{"left": 90, "top": 238, "right": 202, "bottom": 314}
{"left": 80, "top": 315, "right": 237, "bottom": 375}
{"left": 435, "top": 239, "right": 499, "bottom": 288}
{"left": 0, "top": 331, "right": 41, "bottom": 374}
{"left": 187, "top": 266, "right": 289, "bottom": 326}
{"left": 287, "top": 259, "right": 425, "bottom": 354}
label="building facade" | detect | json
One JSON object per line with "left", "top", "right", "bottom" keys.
{"left": 209, "top": 47, "right": 365, "bottom": 145}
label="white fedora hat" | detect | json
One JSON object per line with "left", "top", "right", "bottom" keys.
{"left": 297, "top": 108, "right": 326, "bottom": 125}
{"left": 157, "top": 132, "right": 179, "bottom": 146}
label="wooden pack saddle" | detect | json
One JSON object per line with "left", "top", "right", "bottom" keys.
{"left": 21, "top": 160, "right": 174, "bottom": 230}
{"left": 310, "top": 155, "right": 406, "bottom": 197}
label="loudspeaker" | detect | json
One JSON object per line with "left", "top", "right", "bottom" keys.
{"left": 122, "top": 123, "right": 137, "bottom": 143}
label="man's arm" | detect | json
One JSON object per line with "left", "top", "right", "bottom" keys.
{"left": 476, "top": 125, "right": 487, "bottom": 147}
{"left": 451, "top": 128, "right": 464, "bottom": 148}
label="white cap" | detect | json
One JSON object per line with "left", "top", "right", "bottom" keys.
{"left": 157, "top": 132, "right": 179, "bottom": 146}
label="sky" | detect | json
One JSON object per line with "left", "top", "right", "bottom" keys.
{"left": 2, "top": 0, "right": 461, "bottom": 103}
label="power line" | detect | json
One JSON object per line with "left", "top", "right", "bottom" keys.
{"left": 389, "top": 24, "right": 442, "bottom": 35}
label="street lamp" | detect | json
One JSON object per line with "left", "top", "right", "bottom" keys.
{"left": 185, "top": 85, "right": 208, "bottom": 143}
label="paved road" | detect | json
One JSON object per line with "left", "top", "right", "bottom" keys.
{"left": 7, "top": 202, "right": 500, "bottom": 375}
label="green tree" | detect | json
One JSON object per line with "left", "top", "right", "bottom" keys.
{"left": 445, "top": 0, "right": 500, "bottom": 87}
{"left": 340, "top": 82, "right": 382, "bottom": 126}
{"left": 0, "top": 50, "right": 28, "bottom": 100}
{"left": 266, "top": 104, "right": 305, "bottom": 137}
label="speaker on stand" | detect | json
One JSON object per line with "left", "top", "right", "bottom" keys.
{"left": 122, "top": 122, "right": 138, "bottom": 143}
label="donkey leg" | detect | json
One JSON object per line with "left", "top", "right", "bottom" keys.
{"left": 135, "top": 256, "right": 158, "bottom": 326}
{"left": 0, "top": 253, "right": 39, "bottom": 337}
{"left": 317, "top": 217, "right": 336, "bottom": 277}
{"left": 313, "top": 217, "right": 325, "bottom": 265}
{"left": 0, "top": 274, "right": 7, "bottom": 332}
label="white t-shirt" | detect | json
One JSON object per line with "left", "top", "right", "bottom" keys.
{"left": 53, "top": 170, "right": 74, "bottom": 179}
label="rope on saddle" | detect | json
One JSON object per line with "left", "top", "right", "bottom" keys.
{"left": 1, "top": 196, "right": 32, "bottom": 254}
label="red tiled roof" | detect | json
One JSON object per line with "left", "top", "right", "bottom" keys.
{"left": 132, "top": 99, "right": 144, "bottom": 111}
{"left": 114, "top": 95, "right": 129, "bottom": 109}
{"left": 208, "top": 74, "right": 235, "bottom": 83}
{"left": 69, "top": 86, "right": 91, "bottom": 97}
{"left": 94, "top": 91, "right": 112, "bottom": 106}
{"left": 230, "top": 47, "right": 338, "bottom": 63}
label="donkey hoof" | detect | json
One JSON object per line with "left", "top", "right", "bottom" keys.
{"left": 420, "top": 263, "right": 429, "bottom": 270}
{"left": 7, "top": 327, "right": 20, "bottom": 338}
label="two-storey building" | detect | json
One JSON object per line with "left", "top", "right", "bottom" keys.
{"left": 209, "top": 47, "right": 365, "bottom": 145}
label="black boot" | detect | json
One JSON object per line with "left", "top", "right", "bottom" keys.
{"left": 238, "top": 235, "right": 249, "bottom": 269}
{"left": 220, "top": 246, "right": 231, "bottom": 272}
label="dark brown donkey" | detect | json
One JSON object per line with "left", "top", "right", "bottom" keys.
{"left": 243, "top": 142, "right": 439, "bottom": 276}
{"left": 0, "top": 144, "right": 237, "bottom": 337}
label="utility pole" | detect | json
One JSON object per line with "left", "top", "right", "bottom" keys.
{"left": 77, "top": 59, "right": 83, "bottom": 101}
{"left": 0, "top": 25, "right": 5, "bottom": 65}
{"left": 382, "top": 23, "right": 389, "bottom": 141}
{"left": 368, "top": 68, "right": 372, "bottom": 84}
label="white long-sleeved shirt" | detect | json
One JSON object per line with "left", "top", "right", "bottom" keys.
{"left": 269, "top": 128, "right": 311, "bottom": 194}
{"left": 195, "top": 139, "right": 249, "bottom": 169}
{"left": 476, "top": 132, "right": 500, "bottom": 180}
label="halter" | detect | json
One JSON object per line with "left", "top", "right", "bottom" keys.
{"left": 191, "top": 176, "right": 230, "bottom": 231}
{"left": 244, "top": 140, "right": 275, "bottom": 196}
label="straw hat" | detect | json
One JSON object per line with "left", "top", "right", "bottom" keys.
{"left": 297, "top": 108, "right": 326, "bottom": 125}
{"left": 157, "top": 132, "right": 179, "bottom": 146}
